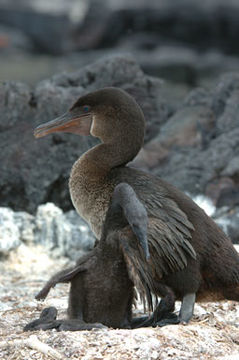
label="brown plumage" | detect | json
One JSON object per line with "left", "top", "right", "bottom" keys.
{"left": 34, "top": 87, "right": 239, "bottom": 325}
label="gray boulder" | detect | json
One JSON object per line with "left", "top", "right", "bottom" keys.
{"left": 0, "top": 208, "right": 21, "bottom": 255}
{"left": 77, "top": 0, "right": 239, "bottom": 55}
{"left": 2, "top": 0, "right": 239, "bottom": 56}
{"left": 133, "top": 73, "right": 239, "bottom": 202}
{"left": 0, "top": 203, "right": 95, "bottom": 260}
{"left": 13, "top": 211, "right": 35, "bottom": 245}
{"left": 35, "top": 203, "right": 95, "bottom": 260}
{"left": 0, "top": 206, "right": 35, "bottom": 256}
{"left": 190, "top": 195, "right": 239, "bottom": 245}
{"left": 214, "top": 207, "right": 239, "bottom": 245}
{"left": 0, "top": 25, "right": 33, "bottom": 53}
{"left": 0, "top": 0, "right": 87, "bottom": 54}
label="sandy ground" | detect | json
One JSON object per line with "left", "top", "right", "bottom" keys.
{"left": 1, "top": 245, "right": 239, "bottom": 360}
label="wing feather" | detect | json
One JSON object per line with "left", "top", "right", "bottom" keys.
{"left": 109, "top": 167, "right": 197, "bottom": 309}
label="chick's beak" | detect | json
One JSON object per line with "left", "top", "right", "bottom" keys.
{"left": 34, "top": 111, "right": 92, "bottom": 138}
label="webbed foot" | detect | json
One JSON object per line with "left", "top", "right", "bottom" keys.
{"left": 24, "top": 307, "right": 58, "bottom": 331}
{"left": 24, "top": 307, "right": 107, "bottom": 332}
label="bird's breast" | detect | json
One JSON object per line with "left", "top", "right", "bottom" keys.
{"left": 69, "top": 161, "right": 114, "bottom": 239}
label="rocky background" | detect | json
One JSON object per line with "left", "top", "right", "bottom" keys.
{"left": 1, "top": 0, "right": 239, "bottom": 358}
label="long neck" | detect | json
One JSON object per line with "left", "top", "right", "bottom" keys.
{"left": 69, "top": 129, "right": 143, "bottom": 239}
{"left": 77, "top": 137, "right": 142, "bottom": 178}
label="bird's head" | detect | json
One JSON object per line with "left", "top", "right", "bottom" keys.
{"left": 34, "top": 87, "right": 145, "bottom": 146}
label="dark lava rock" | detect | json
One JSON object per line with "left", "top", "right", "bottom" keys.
{"left": 0, "top": 0, "right": 87, "bottom": 54}
{"left": 2, "top": 0, "right": 239, "bottom": 56}
{"left": 0, "top": 25, "right": 34, "bottom": 53}
{"left": 77, "top": 0, "right": 239, "bottom": 55}
{"left": 133, "top": 73, "right": 239, "bottom": 199}
{"left": 0, "top": 55, "right": 168, "bottom": 213}
{"left": 205, "top": 177, "right": 238, "bottom": 208}
{"left": 214, "top": 206, "right": 239, "bottom": 245}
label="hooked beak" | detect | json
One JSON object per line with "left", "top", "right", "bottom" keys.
{"left": 34, "top": 111, "right": 92, "bottom": 138}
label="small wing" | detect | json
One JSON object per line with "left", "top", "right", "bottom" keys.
{"left": 110, "top": 183, "right": 150, "bottom": 260}
{"left": 119, "top": 211, "right": 196, "bottom": 280}
{"left": 109, "top": 167, "right": 196, "bottom": 275}
{"left": 119, "top": 229, "right": 155, "bottom": 311}
{"left": 107, "top": 170, "right": 197, "bottom": 310}
{"left": 115, "top": 186, "right": 196, "bottom": 311}
{"left": 35, "top": 264, "right": 87, "bottom": 300}
{"left": 35, "top": 251, "right": 94, "bottom": 300}
{"left": 119, "top": 213, "right": 196, "bottom": 311}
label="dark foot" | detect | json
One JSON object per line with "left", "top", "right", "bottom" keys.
{"left": 134, "top": 288, "right": 176, "bottom": 328}
{"left": 39, "top": 306, "right": 58, "bottom": 320}
{"left": 154, "top": 313, "right": 180, "bottom": 327}
{"left": 137, "top": 311, "right": 179, "bottom": 328}
{"left": 130, "top": 315, "right": 150, "bottom": 329}
{"left": 25, "top": 320, "right": 63, "bottom": 331}
{"left": 24, "top": 307, "right": 59, "bottom": 331}
{"left": 134, "top": 315, "right": 154, "bottom": 328}
{"left": 24, "top": 307, "right": 107, "bottom": 332}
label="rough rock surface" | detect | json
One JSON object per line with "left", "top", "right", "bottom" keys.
{"left": 35, "top": 203, "right": 95, "bottom": 259}
{"left": 2, "top": 0, "right": 239, "bottom": 90}
{"left": 0, "top": 208, "right": 21, "bottom": 255}
{"left": 214, "top": 206, "right": 239, "bottom": 245}
{"left": 0, "top": 203, "right": 95, "bottom": 260}
{"left": 3, "top": 0, "right": 239, "bottom": 55}
{"left": 133, "top": 73, "right": 239, "bottom": 201}
{"left": 70, "top": 0, "right": 239, "bottom": 55}
{"left": 192, "top": 195, "right": 239, "bottom": 245}
{"left": 1, "top": 195, "right": 239, "bottom": 262}
{"left": 0, "top": 0, "right": 87, "bottom": 54}
{"left": 0, "top": 246, "right": 239, "bottom": 359}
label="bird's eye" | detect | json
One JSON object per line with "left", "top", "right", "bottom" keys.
{"left": 83, "top": 105, "right": 90, "bottom": 112}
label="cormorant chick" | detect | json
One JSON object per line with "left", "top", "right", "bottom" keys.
{"left": 24, "top": 183, "right": 151, "bottom": 331}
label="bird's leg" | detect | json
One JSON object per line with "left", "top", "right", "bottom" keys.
{"left": 24, "top": 307, "right": 106, "bottom": 331}
{"left": 136, "top": 298, "right": 178, "bottom": 328}
{"left": 35, "top": 264, "right": 87, "bottom": 300}
{"left": 179, "top": 292, "right": 195, "bottom": 323}
{"left": 132, "top": 285, "right": 177, "bottom": 328}
{"left": 133, "top": 289, "right": 196, "bottom": 328}
{"left": 154, "top": 292, "right": 196, "bottom": 327}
